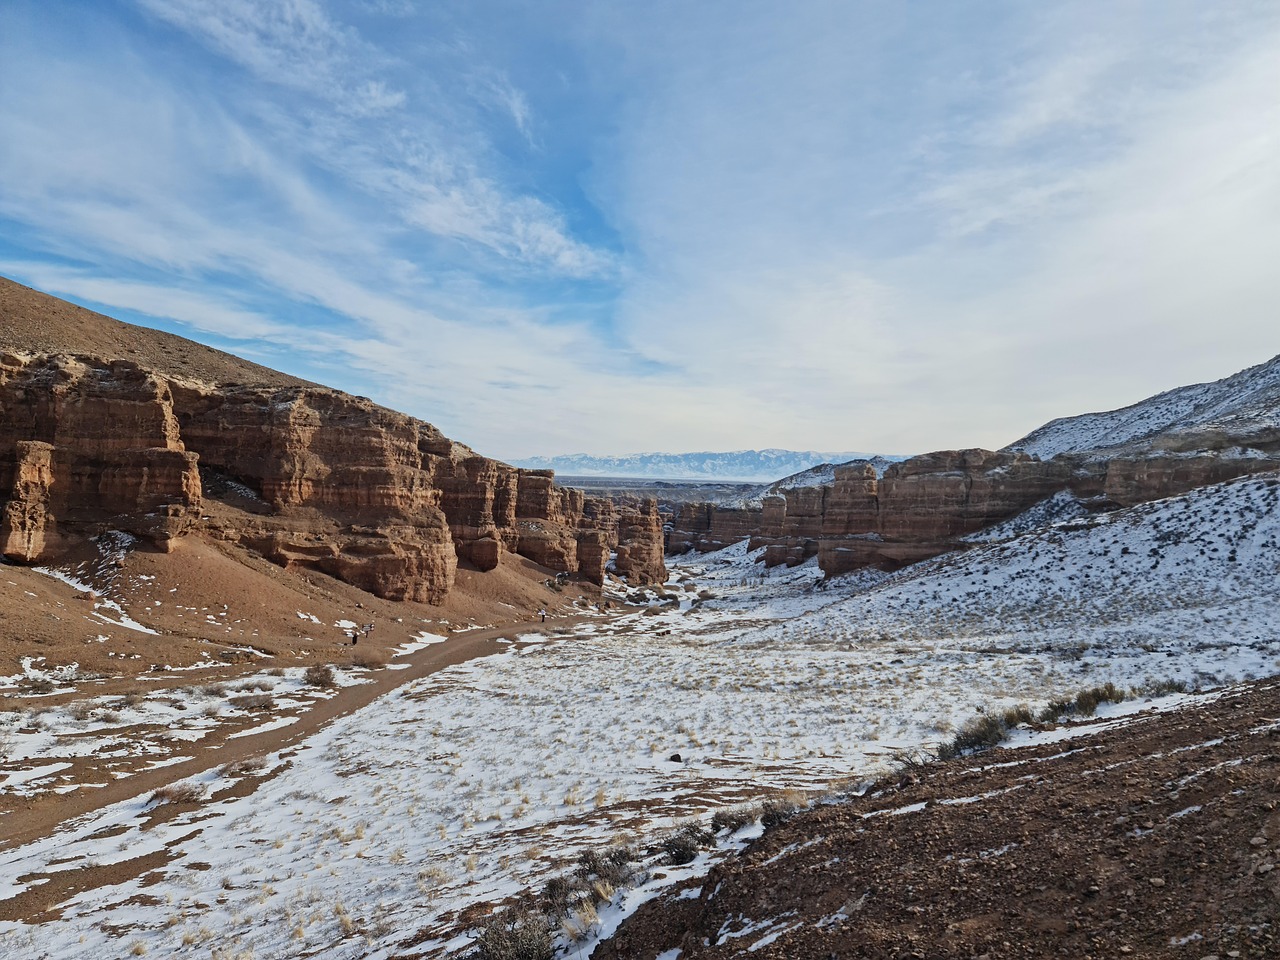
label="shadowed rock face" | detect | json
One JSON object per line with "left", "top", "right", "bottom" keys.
{"left": 1, "top": 352, "right": 666, "bottom": 601}
{"left": 669, "top": 503, "right": 763, "bottom": 555}
{"left": 669, "top": 446, "right": 1280, "bottom": 576}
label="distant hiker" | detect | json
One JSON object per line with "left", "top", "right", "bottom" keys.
{"left": 349, "top": 629, "right": 359, "bottom": 646}
{"left": 538, "top": 608, "right": 547, "bottom": 623}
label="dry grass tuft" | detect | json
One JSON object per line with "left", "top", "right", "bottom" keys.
{"left": 229, "top": 693, "right": 274, "bottom": 711}
{"left": 149, "top": 782, "right": 206, "bottom": 805}
{"left": 348, "top": 651, "right": 389, "bottom": 670}
{"left": 219, "top": 756, "right": 267, "bottom": 777}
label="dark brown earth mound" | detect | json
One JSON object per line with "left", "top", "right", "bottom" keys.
{"left": 0, "top": 275, "right": 313, "bottom": 388}
{"left": 598, "top": 679, "right": 1280, "bottom": 959}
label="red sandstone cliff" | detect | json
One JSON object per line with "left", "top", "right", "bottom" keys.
{"left": 668, "top": 355, "right": 1280, "bottom": 575}
{"left": 0, "top": 280, "right": 665, "bottom": 601}
{"left": 669, "top": 445, "right": 1280, "bottom": 577}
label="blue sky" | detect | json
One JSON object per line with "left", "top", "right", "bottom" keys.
{"left": 2, "top": 1, "right": 1278, "bottom": 460}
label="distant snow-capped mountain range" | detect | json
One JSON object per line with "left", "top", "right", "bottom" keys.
{"left": 509, "top": 449, "right": 900, "bottom": 482}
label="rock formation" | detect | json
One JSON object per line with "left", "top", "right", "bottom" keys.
{"left": 0, "top": 350, "right": 666, "bottom": 602}
{"left": 612, "top": 499, "right": 667, "bottom": 584}
{"left": 0, "top": 354, "right": 201, "bottom": 561}
{"left": 670, "top": 447, "right": 1280, "bottom": 577}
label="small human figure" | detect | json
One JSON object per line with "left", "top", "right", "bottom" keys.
{"left": 349, "top": 629, "right": 359, "bottom": 646}
{"left": 538, "top": 608, "right": 547, "bottom": 623}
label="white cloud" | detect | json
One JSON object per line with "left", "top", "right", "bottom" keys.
{"left": 135, "top": 0, "right": 359, "bottom": 100}
{"left": 130, "top": 0, "right": 605, "bottom": 276}
{"left": 3, "top": 1, "right": 1278, "bottom": 461}
{"left": 570, "top": 1, "right": 1280, "bottom": 454}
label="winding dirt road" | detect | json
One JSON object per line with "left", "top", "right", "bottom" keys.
{"left": 1, "top": 616, "right": 600, "bottom": 857}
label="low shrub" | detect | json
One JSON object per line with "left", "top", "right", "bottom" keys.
{"left": 662, "top": 822, "right": 713, "bottom": 865}
{"left": 303, "top": 664, "right": 337, "bottom": 689}
{"left": 219, "top": 756, "right": 267, "bottom": 777}
{"left": 937, "top": 714, "right": 1009, "bottom": 761}
{"left": 118, "top": 689, "right": 146, "bottom": 708}
{"left": 940, "top": 684, "right": 1133, "bottom": 762}
{"left": 229, "top": 693, "right": 273, "bottom": 711}
{"left": 997, "top": 704, "right": 1035, "bottom": 728}
{"left": 576, "top": 846, "right": 637, "bottom": 886}
{"left": 711, "top": 804, "right": 759, "bottom": 835}
{"left": 471, "top": 905, "right": 554, "bottom": 960}
{"left": 1037, "top": 682, "right": 1127, "bottom": 724}
{"left": 760, "top": 797, "right": 802, "bottom": 830}
{"left": 1074, "top": 682, "right": 1126, "bottom": 715}
{"left": 349, "top": 651, "right": 388, "bottom": 670}
{"left": 539, "top": 875, "right": 583, "bottom": 919}
{"left": 1144, "top": 678, "right": 1189, "bottom": 697}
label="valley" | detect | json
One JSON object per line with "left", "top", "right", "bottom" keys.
{"left": 1, "top": 279, "right": 1278, "bottom": 959}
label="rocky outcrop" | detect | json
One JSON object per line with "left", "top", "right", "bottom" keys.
{"left": 1101, "top": 452, "right": 1280, "bottom": 507}
{"left": 0, "top": 354, "right": 201, "bottom": 562}
{"left": 1, "top": 351, "right": 666, "bottom": 602}
{"left": 669, "top": 447, "right": 1280, "bottom": 578}
{"left": 1, "top": 440, "right": 56, "bottom": 560}
{"left": 613, "top": 499, "right": 667, "bottom": 584}
{"left": 668, "top": 503, "right": 764, "bottom": 554}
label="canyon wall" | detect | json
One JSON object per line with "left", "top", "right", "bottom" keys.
{"left": 0, "top": 354, "right": 201, "bottom": 562}
{"left": 1, "top": 352, "right": 665, "bottom": 602}
{"left": 669, "top": 447, "right": 1280, "bottom": 577}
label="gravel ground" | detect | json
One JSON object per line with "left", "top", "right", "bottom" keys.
{"left": 597, "top": 677, "right": 1280, "bottom": 960}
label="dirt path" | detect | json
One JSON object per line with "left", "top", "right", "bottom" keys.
{"left": 0, "top": 615, "right": 603, "bottom": 855}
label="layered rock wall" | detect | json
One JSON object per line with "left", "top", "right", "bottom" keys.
{"left": 612, "top": 499, "right": 667, "bottom": 584}
{"left": 0, "top": 354, "right": 201, "bottom": 561}
{"left": 1, "top": 352, "right": 665, "bottom": 602}
{"left": 668, "top": 448, "right": 1280, "bottom": 578}
{"left": 668, "top": 503, "right": 763, "bottom": 554}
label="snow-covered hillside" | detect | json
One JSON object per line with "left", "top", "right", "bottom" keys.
{"left": 511, "top": 448, "right": 895, "bottom": 482}
{"left": 716, "top": 455, "right": 899, "bottom": 509}
{"left": 4, "top": 471, "right": 1277, "bottom": 959}
{"left": 806, "top": 470, "right": 1280, "bottom": 679}
{"left": 1007, "top": 353, "right": 1280, "bottom": 458}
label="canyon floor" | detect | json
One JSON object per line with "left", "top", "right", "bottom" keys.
{"left": 2, "top": 470, "right": 1279, "bottom": 958}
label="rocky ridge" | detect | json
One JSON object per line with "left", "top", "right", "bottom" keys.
{"left": 0, "top": 278, "right": 665, "bottom": 602}
{"left": 1008, "top": 352, "right": 1280, "bottom": 458}
{"left": 669, "top": 355, "right": 1280, "bottom": 574}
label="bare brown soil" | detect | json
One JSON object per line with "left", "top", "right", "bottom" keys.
{"left": 0, "top": 275, "right": 313, "bottom": 387}
{"left": 597, "top": 679, "right": 1280, "bottom": 960}
{"left": 1, "top": 521, "right": 606, "bottom": 677}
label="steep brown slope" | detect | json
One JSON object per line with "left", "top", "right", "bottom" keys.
{"left": 0, "top": 275, "right": 313, "bottom": 388}
{"left": 0, "top": 277, "right": 665, "bottom": 604}
{"left": 598, "top": 679, "right": 1280, "bottom": 960}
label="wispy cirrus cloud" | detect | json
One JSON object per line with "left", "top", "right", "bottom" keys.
{"left": 131, "top": 0, "right": 610, "bottom": 277}
{"left": 135, "top": 0, "right": 370, "bottom": 101}
{"left": 1, "top": 1, "right": 1277, "bottom": 459}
